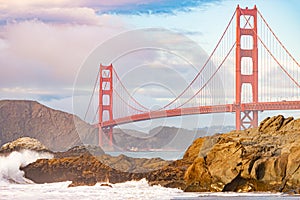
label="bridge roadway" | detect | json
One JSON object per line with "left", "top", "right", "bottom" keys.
{"left": 101, "top": 100, "right": 300, "bottom": 128}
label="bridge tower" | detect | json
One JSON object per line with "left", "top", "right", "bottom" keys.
{"left": 99, "top": 64, "right": 113, "bottom": 147}
{"left": 235, "top": 5, "right": 258, "bottom": 130}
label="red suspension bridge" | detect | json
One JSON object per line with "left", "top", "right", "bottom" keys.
{"left": 84, "top": 5, "right": 300, "bottom": 147}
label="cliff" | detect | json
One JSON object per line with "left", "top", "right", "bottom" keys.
{"left": 183, "top": 115, "right": 300, "bottom": 193}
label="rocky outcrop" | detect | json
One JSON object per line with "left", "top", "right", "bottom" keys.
{"left": 146, "top": 159, "right": 191, "bottom": 189}
{"left": 0, "top": 100, "right": 97, "bottom": 151}
{"left": 97, "top": 154, "right": 170, "bottom": 173}
{"left": 183, "top": 115, "right": 300, "bottom": 193}
{"left": 21, "top": 144, "right": 171, "bottom": 187}
{"left": 21, "top": 153, "right": 145, "bottom": 187}
{"left": 54, "top": 145, "right": 105, "bottom": 158}
{"left": 0, "top": 137, "right": 51, "bottom": 154}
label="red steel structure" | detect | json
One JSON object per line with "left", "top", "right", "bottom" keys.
{"left": 99, "top": 64, "right": 113, "bottom": 147}
{"left": 236, "top": 5, "right": 258, "bottom": 130}
{"left": 97, "top": 5, "right": 300, "bottom": 147}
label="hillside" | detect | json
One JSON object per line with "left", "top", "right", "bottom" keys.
{"left": 0, "top": 100, "right": 97, "bottom": 151}
{"left": 113, "top": 127, "right": 210, "bottom": 151}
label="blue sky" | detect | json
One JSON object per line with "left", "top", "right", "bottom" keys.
{"left": 0, "top": 0, "right": 300, "bottom": 131}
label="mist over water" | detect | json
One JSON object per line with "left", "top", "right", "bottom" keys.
{"left": 0, "top": 150, "right": 53, "bottom": 184}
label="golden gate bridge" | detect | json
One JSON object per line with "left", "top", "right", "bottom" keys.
{"left": 83, "top": 5, "right": 300, "bottom": 147}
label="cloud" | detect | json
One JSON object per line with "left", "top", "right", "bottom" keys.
{"left": 96, "top": 0, "right": 221, "bottom": 15}
{"left": 0, "top": 17, "right": 127, "bottom": 103}
{"left": 0, "top": 1, "right": 93, "bottom": 25}
{"left": 0, "top": 0, "right": 223, "bottom": 118}
{"left": 0, "top": 0, "right": 221, "bottom": 25}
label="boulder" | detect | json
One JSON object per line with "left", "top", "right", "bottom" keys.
{"left": 0, "top": 137, "right": 51, "bottom": 154}
{"left": 146, "top": 159, "right": 189, "bottom": 189}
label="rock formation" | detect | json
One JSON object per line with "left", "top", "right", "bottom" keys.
{"left": 97, "top": 154, "right": 170, "bottom": 173}
{"left": 21, "top": 153, "right": 145, "bottom": 187}
{"left": 54, "top": 145, "right": 105, "bottom": 158}
{"left": 183, "top": 115, "right": 300, "bottom": 193}
{"left": 20, "top": 144, "right": 171, "bottom": 187}
{"left": 0, "top": 137, "right": 51, "bottom": 154}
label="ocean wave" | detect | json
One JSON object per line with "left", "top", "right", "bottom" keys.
{"left": 0, "top": 150, "right": 53, "bottom": 184}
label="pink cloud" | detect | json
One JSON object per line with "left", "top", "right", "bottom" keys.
{"left": 0, "top": 0, "right": 162, "bottom": 24}
{"left": 0, "top": 16, "right": 127, "bottom": 97}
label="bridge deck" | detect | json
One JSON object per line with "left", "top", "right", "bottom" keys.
{"left": 101, "top": 100, "right": 300, "bottom": 128}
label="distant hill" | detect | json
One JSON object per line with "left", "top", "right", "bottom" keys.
{"left": 196, "top": 125, "right": 236, "bottom": 134}
{"left": 0, "top": 100, "right": 232, "bottom": 151}
{"left": 0, "top": 100, "right": 97, "bottom": 151}
{"left": 113, "top": 126, "right": 212, "bottom": 151}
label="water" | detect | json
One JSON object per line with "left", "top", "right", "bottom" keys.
{"left": 0, "top": 150, "right": 299, "bottom": 200}
{"left": 1, "top": 181, "right": 298, "bottom": 200}
{"left": 106, "top": 151, "right": 185, "bottom": 160}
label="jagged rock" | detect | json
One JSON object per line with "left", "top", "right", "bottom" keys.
{"left": 184, "top": 115, "right": 300, "bottom": 193}
{"left": 0, "top": 137, "right": 51, "bottom": 154}
{"left": 146, "top": 159, "right": 189, "bottom": 189}
{"left": 100, "top": 183, "right": 112, "bottom": 187}
{"left": 97, "top": 154, "right": 170, "bottom": 173}
{"left": 258, "top": 115, "right": 293, "bottom": 133}
{"left": 21, "top": 153, "right": 145, "bottom": 186}
{"left": 283, "top": 144, "right": 300, "bottom": 192}
{"left": 55, "top": 145, "right": 105, "bottom": 158}
{"left": 182, "top": 137, "right": 205, "bottom": 162}
{"left": 206, "top": 139, "right": 244, "bottom": 187}
{"left": 184, "top": 157, "right": 211, "bottom": 192}
{"left": 21, "top": 142, "right": 171, "bottom": 187}
{"left": 68, "top": 171, "right": 97, "bottom": 187}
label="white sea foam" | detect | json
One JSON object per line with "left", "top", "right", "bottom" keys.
{"left": 0, "top": 151, "right": 292, "bottom": 200}
{"left": 0, "top": 178, "right": 291, "bottom": 200}
{"left": 0, "top": 179, "right": 196, "bottom": 200}
{"left": 0, "top": 150, "right": 53, "bottom": 184}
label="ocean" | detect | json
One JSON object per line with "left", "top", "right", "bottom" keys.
{"left": 0, "top": 150, "right": 299, "bottom": 200}
{"left": 106, "top": 151, "right": 185, "bottom": 160}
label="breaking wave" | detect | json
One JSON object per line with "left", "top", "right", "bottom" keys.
{"left": 0, "top": 150, "right": 53, "bottom": 184}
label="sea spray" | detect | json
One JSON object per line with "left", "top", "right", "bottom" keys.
{"left": 0, "top": 150, "right": 53, "bottom": 184}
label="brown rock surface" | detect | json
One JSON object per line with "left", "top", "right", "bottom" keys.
{"left": 146, "top": 159, "right": 190, "bottom": 189}
{"left": 97, "top": 154, "right": 170, "bottom": 173}
{"left": 21, "top": 145, "right": 171, "bottom": 187}
{"left": 54, "top": 145, "right": 105, "bottom": 158}
{"left": 0, "top": 137, "right": 51, "bottom": 154}
{"left": 21, "top": 153, "right": 145, "bottom": 187}
{"left": 184, "top": 115, "right": 300, "bottom": 193}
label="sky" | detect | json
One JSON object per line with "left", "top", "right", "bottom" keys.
{"left": 1, "top": 0, "right": 300, "bottom": 131}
